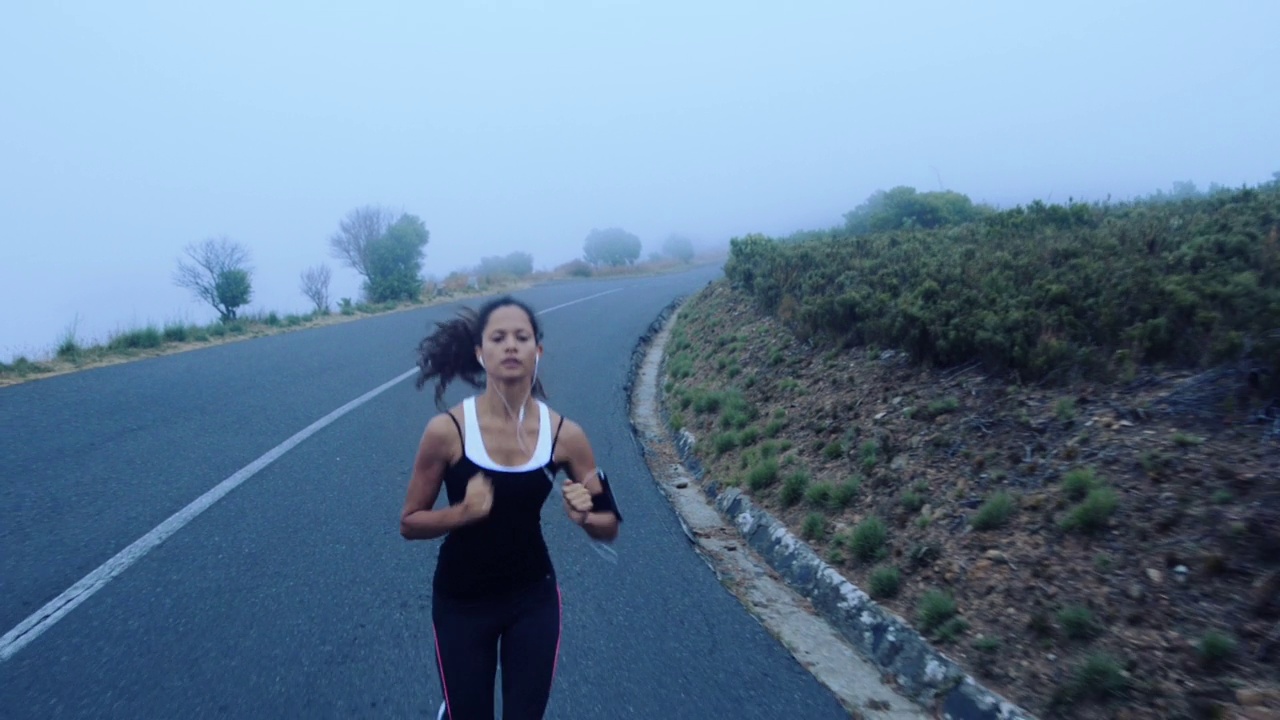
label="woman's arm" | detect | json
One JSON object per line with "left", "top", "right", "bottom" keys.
{"left": 400, "top": 413, "right": 490, "bottom": 540}
{"left": 555, "top": 418, "right": 621, "bottom": 542}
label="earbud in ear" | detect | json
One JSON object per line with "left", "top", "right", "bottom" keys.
{"left": 478, "top": 355, "right": 486, "bottom": 369}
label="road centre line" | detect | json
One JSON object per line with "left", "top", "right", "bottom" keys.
{"left": 0, "top": 286, "right": 623, "bottom": 662}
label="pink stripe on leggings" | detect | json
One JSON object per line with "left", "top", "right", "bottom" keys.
{"left": 550, "top": 585, "right": 563, "bottom": 687}
{"left": 433, "top": 624, "right": 452, "bottom": 720}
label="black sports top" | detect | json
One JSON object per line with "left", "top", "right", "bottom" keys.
{"left": 432, "top": 396, "right": 566, "bottom": 600}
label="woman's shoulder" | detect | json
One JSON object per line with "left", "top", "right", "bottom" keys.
{"left": 418, "top": 407, "right": 466, "bottom": 468}
{"left": 543, "top": 405, "right": 587, "bottom": 444}
{"left": 541, "top": 403, "right": 568, "bottom": 427}
{"left": 424, "top": 404, "right": 466, "bottom": 439}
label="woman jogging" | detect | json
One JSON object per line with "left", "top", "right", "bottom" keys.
{"left": 399, "top": 295, "right": 622, "bottom": 720}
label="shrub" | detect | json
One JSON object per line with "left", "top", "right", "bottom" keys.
{"left": 859, "top": 440, "right": 878, "bottom": 471}
{"left": 1061, "top": 487, "right": 1119, "bottom": 534}
{"left": 108, "top": 326, "right": 163, "bottom": 350}
{"left": 746, "top": 459, "right": 779, "bottom": 491}
{"left": 161, "top": 323, "right": 190, "bottom": 343}
{"left": 900, "top": 490, "right": 925, "bottom": 513}
{"left": 559, "top": 258, "right": 593, "bottom": 277}
{"left": 831, "top": 478, "right": 861, "bottom": 508}
{"left": 868, "top": 566, "right": 901, "bottom": 599}
{"left": 1061, "top": 467, "right": 1100, "bottom": 501}
{"left": 779, "top": 471, "right": 809, "bottom": 507}
{"left": 849, "top": 517, "right": 887, "bottom": 563}
{"left": 712, "top": 433, "right": 738, "bottom": 456}
{"left": 1061, "top": 653, "right": 1127, "bottom": 702}
{"left": 1057, "top": 605, "right": 1099, "bottom": 640}
{"left": 1198, "top": 630, "right": 1236, "bottom": 669}
{"left": 1054, "top": 398, "right": 1076, "bottom": 421}
{"left": 917, "top": 396, "right": 959, "bottom": 420}
{"left": 801, "top": 513, "right": 825, "bottom": 540}
{"left": 971, "top": 490, "right": 1016, "bottom": 530}
{"left": 805, "top": 482, "right": 833, "bottom": 507}
{"left": 723, "top": 182, "right": 1280, "bottom": 385}
{"left": 917, "top": 589, "right": 958, "bottom": 636}
{"left": 973, "top": 636, "right": 1001, "bottom": 654}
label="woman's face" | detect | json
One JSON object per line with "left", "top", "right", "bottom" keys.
{"left": 478, "top": 304, "right": 541, "bottom": 380}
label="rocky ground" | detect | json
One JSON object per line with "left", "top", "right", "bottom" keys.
{"left": 661, "top": 281, "right": 1280, "bottom": 719}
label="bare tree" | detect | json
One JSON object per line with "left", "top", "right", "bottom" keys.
{"left": 329, "top": 205, "right": 395, "bottom": 280}
{"left": 300, "top": 263, "right": 332, "bottom": 314}
{"left": 174, "top": 236, "right": 253, "bottom": 322}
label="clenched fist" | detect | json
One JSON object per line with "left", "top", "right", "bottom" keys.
{"left": 461, "top": 472, "right": 493, "bottom": 523}
{"left": 562, "top": 479, "right": 593, "bottom": 525}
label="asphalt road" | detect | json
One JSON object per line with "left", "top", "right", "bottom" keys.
{"left": 0, "top": 265, "right": 851, "bottom": 719}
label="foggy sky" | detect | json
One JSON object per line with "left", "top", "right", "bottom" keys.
{"left": 2, "top": 1, "right": 1277, "bottom": 361}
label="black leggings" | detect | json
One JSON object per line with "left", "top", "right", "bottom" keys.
{"left": 432, "top": 574, "right": 561, "bottom": 720}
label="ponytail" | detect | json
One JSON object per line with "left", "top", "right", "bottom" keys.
{"left": 415, "top": 307, "right": 485, "bottom": 409}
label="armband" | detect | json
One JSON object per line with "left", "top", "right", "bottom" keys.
{"left": 589, "top": 469, "right": 623, "bottom": 522}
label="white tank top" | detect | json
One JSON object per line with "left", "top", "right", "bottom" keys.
{"left": 461, "top": 396, "right": 553, "bottom": 472}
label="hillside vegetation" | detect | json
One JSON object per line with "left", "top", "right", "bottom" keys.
{"left": 726, "top": 180, "right": 1280, "bottom": 388}
{"left": 663, "top": 178, "right": 1280, "bottom": 719}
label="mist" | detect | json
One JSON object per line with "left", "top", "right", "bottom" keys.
{"left": 2, "top": 1, "right": 1277, "bottom": 361}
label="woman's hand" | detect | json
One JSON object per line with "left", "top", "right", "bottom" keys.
{"left": 562, "top": 479, "right": 593, "bottom": 525}
{"left": 551, "top": 416, "right": 620, "bottom": 542}
{"left": 461, "top": 472, "right": 493, "bottom": 523}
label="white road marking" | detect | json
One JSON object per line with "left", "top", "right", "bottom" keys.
{"left": 0, "top": 287, "right": 624, "bottom": 662}
{"left": 537, "top": 287, "right": 621, "bottom": 313}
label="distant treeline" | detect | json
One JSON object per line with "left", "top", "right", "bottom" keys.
{"left": 174, "top": 204, "right": 702, "bottom": 324}
{"left": 724, "top": 175, "right": 1280, "bottom": 385}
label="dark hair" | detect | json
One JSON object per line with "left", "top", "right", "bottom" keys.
{"left": 415, "top": 295, "right": 546, "bottom": 408}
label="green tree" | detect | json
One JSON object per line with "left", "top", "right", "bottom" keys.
{"left": 477, "top": 251, "right": 534, "bottom": 278}
{"left": 364, "top": 213, "right": 430, "bottom": 302}
{"left": 173, "top": 236, "right": 254, "bottom": 322}
{"left": 843, "top": 186, "right": 987, "bottom": 234}
{"left": 662, "top": 234, "right": 695, "bottom": 263}
{"left": 583, "top": 227, "right": 641, "bottom": 266}
{"left": 329, "top": 206, "right": 430, "bottom": 302}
